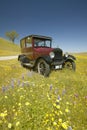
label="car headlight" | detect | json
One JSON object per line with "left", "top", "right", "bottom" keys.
{"left": 65, "top": 52, "right": 68, "bottom": 57}
{"left": 49, "top": 52, "right": 55, "bottom": 59}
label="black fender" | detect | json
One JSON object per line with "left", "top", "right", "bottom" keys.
{"left": 18, "top": 54, "right": 30, "bottom": 63}
{"left": 68, "top": 55, "right": 76, "bottom": 60}
{"left": 34, "top": 55, "right": 52, "bottom": 67}
{"left": 18, "top": 54, "right": 25, "bottom": 61}
{"left": 64, "top": 54, "right": 76, "bottom": 62}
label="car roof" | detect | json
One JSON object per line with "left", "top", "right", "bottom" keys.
{"left": 21, "top": 34, "right": 52, "bottom": 41}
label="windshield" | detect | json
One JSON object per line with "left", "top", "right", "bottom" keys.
{"left": 34, "top": 38, "right": 51, "bottom": 48}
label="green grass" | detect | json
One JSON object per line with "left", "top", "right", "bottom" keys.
{"left": 0, "top": 38, "right": 20, "bottom": 56}
{"left": 0, "top": 54, "right": 87, "bottom": 130}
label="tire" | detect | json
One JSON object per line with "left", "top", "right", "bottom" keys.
{"left": 37, "top": 59, "right": 50, "bottom": 77}
{"left": 64, "top": 61, "right": 76, "bottom": 71}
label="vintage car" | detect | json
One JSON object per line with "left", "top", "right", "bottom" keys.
{"left": 18, "top": 35, "right": 76, "bottom": 76}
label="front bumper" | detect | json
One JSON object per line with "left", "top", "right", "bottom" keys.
{"left": 51, "top": 60, "right": 64, "bottom": 70}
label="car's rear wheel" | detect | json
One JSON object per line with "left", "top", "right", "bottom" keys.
{"left": 64, "top": 61, "right": 76, "bottom": 71}
{"left": 37, "top": 59, "right": 50, "bottom": 77}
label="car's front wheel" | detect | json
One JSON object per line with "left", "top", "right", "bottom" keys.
{"left": 64, "top": 61, "right": 76, "bottom": 71}
{"left": 37, "top": 59, "right": 50, "bottom": 77}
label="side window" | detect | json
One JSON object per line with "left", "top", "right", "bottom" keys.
{"left": 26, "top": 43, "right": 32, "bottom": 47}
{"left": 25, "top": 37, "right": 32, "bottom": 48}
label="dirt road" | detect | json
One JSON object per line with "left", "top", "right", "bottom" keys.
{"left": 0, "top": 56, "right": 18, "bottom": 61}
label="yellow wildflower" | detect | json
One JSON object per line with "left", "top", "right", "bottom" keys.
{"left": 45, "top": 113, "right": 49, "bottom": 117}
{"left": 59, "top": 118, "right": 62, "bottom": 123}
{"left": 25, "top": 102, "right": 30, "bottom": 106}
{"left": 59, "top": 111, "right": 63, "bottom": 115}
{"left": 51, "top": 117, "right": 54, "bottom": 121}
{"left": 0, "top": 110, "right": 7, "bottom": 118}
{"left": 66, "top": 102, "right": 69, "bottom": 105}
{"left": 56, "top": 105, "right": 60, "bottom": 109}
{"left": 20, "top": 95, "right": 24, "bottom": 99}
{"left": 0, "top": 113, "right": 4, "bottom": 118}
{"left": 53, "top": 121, "right": 57, "bottom": 126}
{"left": 16, "top": 121, "right": 20, "bottom": 126}
{"left": 65, "top": 108, "right": 69, "bottom": 113}
{"left": 45, "top": 119, "right": 49, "bottom": 125}
{"left": 4, "top": 110, "right": 7, "bottom": 113}
{"left": 18, "top": 103, "right": 21, "bottom": 106}
{"left": 8, "top": 123, "right": 12, "bottom": 129}
{"left": 61, "top": 122, "right": 68, "bottom": 130}
{"left": 5, "top": 96, "right": 8, "bottom": 99}
{"left": 53, "top": 103, "right": 56, "bottom": 107}
{"left": 47, "top": 127, "right": 52, "bottom": 130}
{"left": 56, "top": 99, "right": 60, "bottom": 103}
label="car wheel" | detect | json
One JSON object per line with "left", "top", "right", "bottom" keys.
{"left": 64, "top": 61, "right": 76, "bottom": 71}
{"left": 37, "top": 59, "right": 50, "bottom": 77}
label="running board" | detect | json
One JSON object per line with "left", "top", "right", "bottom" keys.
{"left": 22, "top": 63, "right": 34, "bottom": 67}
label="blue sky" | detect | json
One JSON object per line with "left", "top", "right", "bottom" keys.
{"left": 0, "top": 0, "right": 87, "bottom": 52}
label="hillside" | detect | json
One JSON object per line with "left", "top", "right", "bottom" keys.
{"left": 0, "top": 38, "right": 20, "bottom": 56}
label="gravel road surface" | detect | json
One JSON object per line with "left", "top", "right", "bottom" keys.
{"left": 0, "top": 56, "right": 18, "bottom": 61}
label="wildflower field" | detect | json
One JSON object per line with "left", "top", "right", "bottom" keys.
{"left": 0, "top": 53, "right": 87, "bottom": 130}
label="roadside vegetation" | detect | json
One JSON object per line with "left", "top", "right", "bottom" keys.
{"left": 0, "top": 53, "right": 87, "bottom": 130}
{"left": 0, "top": 38, "right": 20, "bottom": 56}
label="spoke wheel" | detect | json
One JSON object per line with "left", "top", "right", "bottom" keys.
{"left": 64, "top": 61, "right": 76, "bottom": 71}
{"left": 37, "top": 59, "right": 50, "bottom": 77}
